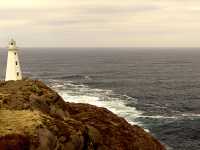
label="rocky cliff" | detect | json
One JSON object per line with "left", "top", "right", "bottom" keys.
{"left": 0, "top": 80, "right": 165, "bottom": 150}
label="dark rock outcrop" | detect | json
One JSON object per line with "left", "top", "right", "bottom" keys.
{"left": 0, "top": 80, "right": 166, "bottom": 150}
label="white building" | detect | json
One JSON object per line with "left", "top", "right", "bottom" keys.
{"left": 5, "top": 39, "right": 22, "bottom": 81}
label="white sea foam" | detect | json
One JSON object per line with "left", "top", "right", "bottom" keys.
{"left": 50, "top": 79, "right": 200, "bottom": 130}
{"left": 140, "top": 113, "right": 200, "bottom": 119}
{"left": 50, "top": 80, "right": 143, "bottom": 126}
{"left": 140, "top": 115, "right": 177, "bottom": 119}
{"left": 181, "top": 113, "right": 200, "bottom": 117}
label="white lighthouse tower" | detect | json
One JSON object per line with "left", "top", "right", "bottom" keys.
{"left": 5, "top": 39, "right": 22, "bottom": 81}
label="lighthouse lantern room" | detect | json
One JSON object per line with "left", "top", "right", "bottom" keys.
{"left": 5, "top": 39, "right": 22, "bottom": 81}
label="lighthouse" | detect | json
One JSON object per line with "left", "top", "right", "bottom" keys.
{"left": 5, "top": 39, "right": 22, "bottom": 81}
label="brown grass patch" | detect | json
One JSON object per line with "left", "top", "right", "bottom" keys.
{"left": 0, "top": 110, "right": 42, "bottom": 136}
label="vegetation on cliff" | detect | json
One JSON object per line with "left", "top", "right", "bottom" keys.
{"left": 0, "top": 80, "right": 165, "bottom": 150}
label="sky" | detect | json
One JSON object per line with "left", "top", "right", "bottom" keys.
{"left": 0, "top": 0, "right": 200, "bottom": 47}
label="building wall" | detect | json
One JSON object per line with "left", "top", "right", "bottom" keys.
{"left": 5, "top": 50, "right": 22, "bottom": 81}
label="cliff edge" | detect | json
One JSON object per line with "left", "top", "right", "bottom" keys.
{"left": 0, "top": 80, "right": 165, "bottom": 150}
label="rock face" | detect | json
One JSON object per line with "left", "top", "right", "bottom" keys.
{"left": 0, "top": 80, "right": 166, "bottom": 150}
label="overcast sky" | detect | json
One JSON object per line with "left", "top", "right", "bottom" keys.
{"left": 0, "top": 0, "right": 200, "bottom": 47}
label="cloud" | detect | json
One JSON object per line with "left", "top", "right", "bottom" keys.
{"left": 82, "top": 4, "right": 160, "bottom": 14}
{"left": 30, "top": 4, "right": 161, "bottom": 28}
{"left": 44, "top": 18, "right": 108, "bottom": 26}
{"left": 0, "top": 0, "right": 199, "bottom": 47}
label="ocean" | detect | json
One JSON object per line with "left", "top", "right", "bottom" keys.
{"left": 0, "top": 48, "right": 200, "bottom": 150}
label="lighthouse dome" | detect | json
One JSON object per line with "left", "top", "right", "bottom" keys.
{"left": 8, "top": 39, "right": 17, "bottom": 50}
{"left": 9, "top": 39, "right": 16, "bottom": 46}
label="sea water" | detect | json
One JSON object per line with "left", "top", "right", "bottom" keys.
{"left": 0, "top": 48, "right": 200, "bottom": 150}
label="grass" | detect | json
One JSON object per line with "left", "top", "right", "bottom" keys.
{"left": 31, "top": 85, "right": 42, "bottom": 95}
{"left": 0, "top": 110, "right": 43, "bottom": 136}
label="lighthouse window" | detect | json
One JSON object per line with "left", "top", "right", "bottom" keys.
{"left": 17, "top": 72, "right": 19, "bottom": 76}
{"left": 14, "top": 52, "right": 16, "bottom": 55}
{"left": 16, "top": 61, "right": 18, "bottom": 65}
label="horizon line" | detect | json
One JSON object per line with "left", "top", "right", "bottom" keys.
{"left": 1, "top": 46, "right": 200, "bottom": 49}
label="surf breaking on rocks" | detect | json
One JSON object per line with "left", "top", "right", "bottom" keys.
{"left": 49, "top": 79, "right": 144, "bottom": 127}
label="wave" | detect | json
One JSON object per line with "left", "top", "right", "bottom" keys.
{"left": 49, "top": 79, "right": 143, "bottom": 126}
{"left": 139, "top": 113, "right": 200, "bottom": 120}
{"left": 48, "top": 79, "right": 200, "bottom": 132}
{"left": 53, "top": 75, "right": 92, "bottom": 80}
{"left": 181, "top": 113, "right": 200, "bottom": 118}
{"left": 141, "top": 115, "right": 177, "bottom": 119}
